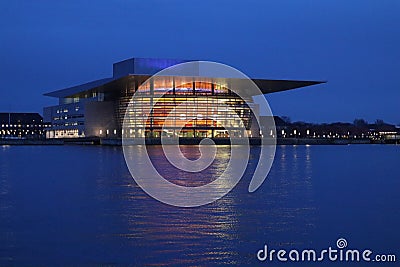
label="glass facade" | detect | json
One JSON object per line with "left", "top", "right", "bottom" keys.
{"left": 121, "top": 78, "right": 253, "bottom": 138}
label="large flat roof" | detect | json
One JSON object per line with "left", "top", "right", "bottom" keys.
{"left": 44, "top": 58, "right": 325, "bottom": 98}
{"left": 44, "top": 75, "right": 323, "bottom": 98}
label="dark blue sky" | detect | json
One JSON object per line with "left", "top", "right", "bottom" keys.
{"left": 1, "top": 0, "right": 399, "bottom": 124}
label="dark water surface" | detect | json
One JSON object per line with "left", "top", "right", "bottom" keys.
{"left": 0, "top": 145, "right": 399, "bottom": 266}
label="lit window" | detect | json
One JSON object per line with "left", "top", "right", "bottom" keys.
{"left": 99, "top": 130, "right": 103, "bottom": 135}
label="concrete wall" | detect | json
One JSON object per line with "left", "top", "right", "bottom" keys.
{"left": 84, "top": 101, "right": 118, "bottom": 137}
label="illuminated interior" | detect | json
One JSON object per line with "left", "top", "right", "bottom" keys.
{"left": 121, "top": 80, "right": 253, "bottom": 138}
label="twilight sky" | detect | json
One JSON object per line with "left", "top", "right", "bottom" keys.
{"left": 0, "top": 0, "right": 399, "bottom": 124}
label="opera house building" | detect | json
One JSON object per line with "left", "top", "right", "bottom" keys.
{"left": 43, "top": 58, "right": 322, "bottom": 139}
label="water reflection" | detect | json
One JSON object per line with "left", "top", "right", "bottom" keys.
{"left": 94, "top": 146, "right": 240, "bottom": 265}
{"left": 90, "top": 145, "right": 317, "bottom": 265}
{"left": 0, "top": 145, "right": 351, "bottom": 266}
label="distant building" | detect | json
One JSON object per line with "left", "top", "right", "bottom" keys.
{"left": 0, "top": 113, "right": 48, "bottom": 139}
{"left": 259, "top": 116, "right": 289, "bottom": 138}
{"left": 273, "top": 118, "right": 400, "bottom": 141}
{"left": 43, "top": 58, "right": 323, "bottom": 139}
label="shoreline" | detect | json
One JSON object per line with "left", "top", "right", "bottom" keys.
{"left": 1, "top": 137, "right": 398, "bottom": 146}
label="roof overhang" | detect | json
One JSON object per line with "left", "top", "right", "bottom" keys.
{"left": 44, "top": 75, "right": 325, "bottom": 98}
{"left": 43, "top": 78, "right": 114, "bottom": 98}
